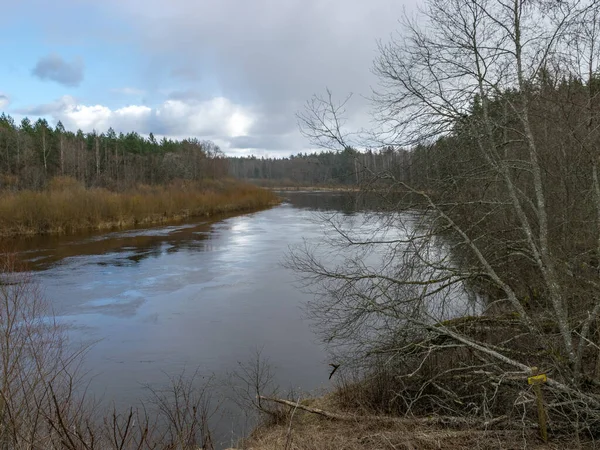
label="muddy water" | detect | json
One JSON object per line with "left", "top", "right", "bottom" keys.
{"left": 10, "top": 191, "right": 356, "bottom": 447}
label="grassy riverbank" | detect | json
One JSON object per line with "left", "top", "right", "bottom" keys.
{"left": 0, "top": 177, "right": 279, "bottom": 237}
{"left": 240, "top": 314, "right": 599, "bottom": 449}
{"left": 242, "top": 390, "right": 578, "bottom": 450}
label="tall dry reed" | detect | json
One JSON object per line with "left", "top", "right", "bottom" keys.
{"left": 0, "top": 177, "right": 279, "bottom": 236}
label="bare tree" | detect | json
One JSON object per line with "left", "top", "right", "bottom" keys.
{"left": 292, "top": 0, "right": 600, "bottom": 439}
{"left": 0, "top": 252, "right": 90, "bottom": 449}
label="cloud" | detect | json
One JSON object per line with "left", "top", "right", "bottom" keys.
{"left": 32, "top": 54, "right": 84, "bottom": 87}
{"left": 20, "top": 96, "right": 152, "bottom": 132}
{"left": 153, "top": 97, "right": 254, "bottom": 138}
{"left": 7, "top": 1, "right": 414, "bottom": 155}
{"left": 0, "top": 94, "right": 9, "bottom": 110}
{"left": 19, "top": 96, "right": 262, "bottom": 152}
{"left": 170, "top": 67, "right": 200, "bottom": 81}
{"left": 92, "top": 0, "right": 410, "bottom": 152}
{"left": 111, "top": 87, "right": 146, "bottom": 96}
{"left": 17, "top": 96, "right": 76, "bottom": 116}
{"left": 17, "top": 95, "right": 311, "bottom": 155}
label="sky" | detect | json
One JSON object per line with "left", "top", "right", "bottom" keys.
{"left": 0, "top": 0, "right": 413, "bottom": 157}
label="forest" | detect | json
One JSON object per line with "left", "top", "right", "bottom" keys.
{"left": 0, "top": 116, "right": 276, "bottom": 236}
{"left": 0, "top": 112, "right": 403, "bottom": 190}
{"left": 229, "top": 147, "right": 409, "bottom": 186}
{"left": 0, "top": 115, "right": 228, "bottom": 189}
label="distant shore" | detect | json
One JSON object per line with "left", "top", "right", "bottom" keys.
{"left": 267, "top": 185, "right": 360, "bottom": 192}
{"left": 0, "top": 177, "right": 280, "bottom": 237}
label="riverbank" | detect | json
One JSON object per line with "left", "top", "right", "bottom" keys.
{"left": 240, "top": 313, "right": 599, "bottom": 449}
{"left": 241, "top": 391, "right": 579, "bottom": 449}
{"left": 0, "top": 177, "right": 280, "bottom": 237}
{"left": 268, "top": 186, "right": 360, "bottom": 192}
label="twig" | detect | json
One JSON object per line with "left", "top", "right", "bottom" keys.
{"left": 284, "top": 397, "right": 301, "bottom": 450}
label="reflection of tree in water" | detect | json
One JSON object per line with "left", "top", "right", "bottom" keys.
{"left": 282, "top": 192, "right": 352, "bottom": 212}
{"left": 14, "top": 220, "right": 231, "bottom": 271}
{"left": 282, "top": 191, "right": 385, "bottom": 215}
{"left": 96, "top": 228, "right": 224, "bottom": 267}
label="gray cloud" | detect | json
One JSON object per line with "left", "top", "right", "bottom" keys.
{"left": 16, "top": 96, "right": 75, "bottom": 116}
{"left": 96, "top": 0, "right": 411, "bottom": 153}
{"left": 32, "top": 54, "right": 84, "bottom": 87}
{"left": 170, "top": 67, "right": 201, "bottom": 81}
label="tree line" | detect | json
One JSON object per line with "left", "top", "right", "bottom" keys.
{"left": 0, "top": 111, "right": 416, "bottom": 190}
{"left": 0, "top": 115, "right": 228, "bottom": 190}
{"left": 0, "top": 112, "right": 414, "bottom": 190}
{"left": 228, "top": 147, "right": 410, "bottom": 186}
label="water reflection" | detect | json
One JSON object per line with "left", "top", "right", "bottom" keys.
{"left": 9, "top": 217, "right": 235, "bottom": 271}
{"left": 8, "top": 192, "right": 361, "bottom": 272}
{"left": 286, "top": 189, "right": 391, "bottom": 214}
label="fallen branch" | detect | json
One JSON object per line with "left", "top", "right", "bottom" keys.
{"left": 259, "top": 396, "right": 350, "bottom": 421}
{"left": 258, "top": 396, "right": 503, "bottom": 428}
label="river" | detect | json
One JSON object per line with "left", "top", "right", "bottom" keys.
{"left": 9, "top": 191, "right": 358, "bottom": 447}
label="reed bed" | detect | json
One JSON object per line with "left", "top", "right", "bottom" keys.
{"left": 0, "top": 177, "right": 279, "bottom": 236}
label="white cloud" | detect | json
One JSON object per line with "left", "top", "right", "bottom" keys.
{"left": 20, "top": 96, "right": 261, "bottom": 153}
{"left": 155, "top": 97, "right": 254, "bottom": 138}
{"left": 59, "top": 102, "right": 152, "bottom": 132}
{"left": 18, "top": 96, "right": 150, "bottom": 132}
{"left": 228, "top": 111, "right": 253, "bottom": 138}
{"left": 62, "top": 102, "right": 113, "bottom": 131}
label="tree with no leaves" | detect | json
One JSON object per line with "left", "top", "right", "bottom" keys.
{"left": 293, "top": 0, "right": 600, "bottom": 439}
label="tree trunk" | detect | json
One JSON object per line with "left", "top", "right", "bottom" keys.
{"left": 42, "top": 128, "right": 47, "bottom": 174}
{"left": 95, "top": 135, "right": 100, "bottom": 179}
{"left": 60, "top": 135, "right": 64, "bottom": 175}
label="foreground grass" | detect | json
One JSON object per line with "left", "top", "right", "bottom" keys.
{"left": 0, "top": 178, "right": 280, "bottom": 237}
{"left": 242, "top": 393, "right": 585, "bottom": 450}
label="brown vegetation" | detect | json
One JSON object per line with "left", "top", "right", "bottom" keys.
{"left": 234, "top": 350, "right": 599, "bottom": 449}
{"left": 0, "top": 176, "right": 279, "bottom": 237}
{"left": 241, "top": 391, "right": 586, "bottom": 449}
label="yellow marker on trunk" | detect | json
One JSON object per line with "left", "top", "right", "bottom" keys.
{"left": 527, "top": 373, "right": 547, "bottom": 385}
{"left": 529, "top": 367, "right": 548, "bottom": 443}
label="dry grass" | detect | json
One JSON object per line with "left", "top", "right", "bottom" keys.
{"left": 0, "top": 177, "right": 279, "bottom": 236}
{"left": 240, "top": 394, "right": 592, "bottom": 450}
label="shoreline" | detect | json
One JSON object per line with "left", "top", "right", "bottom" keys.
{"left": 241, "top": 389, "right": 576, "bottom": 449}
{"left": 267, "top": 185, "right": 360, "bottom": 192}
{"left": 0, "top": 181, "right": 280, "bottom": 238}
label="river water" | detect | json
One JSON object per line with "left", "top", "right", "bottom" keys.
{"left": 10, "top": 191, "right": 359, "bottom": 447}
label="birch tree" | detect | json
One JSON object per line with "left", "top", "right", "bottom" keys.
{"left": 293, "top": 0, "right": 600, "bottom": 436}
